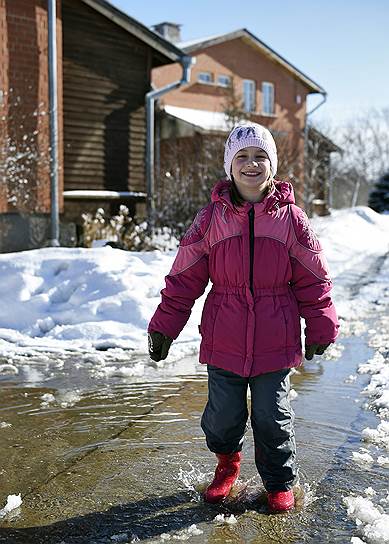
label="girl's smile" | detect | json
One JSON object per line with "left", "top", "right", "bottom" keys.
{"left": 231, "top": 146, "right": 272, "bottom": 201}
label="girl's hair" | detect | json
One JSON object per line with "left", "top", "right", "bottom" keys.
{"left": 229, "top": 176, "right": 275, "bottom": 207}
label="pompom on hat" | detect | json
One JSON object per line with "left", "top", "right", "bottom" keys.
{"left": 224, "top": 122, "right": 278, "bottom": 180}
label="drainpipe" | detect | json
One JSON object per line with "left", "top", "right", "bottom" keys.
{"left": 303, "top": 92, "right": 327, "bottom": 212}
{"left": 47, "top": 0, "right": 60, "bottom": 247}
{"left": 146, "top": 55, "right": 194, "bottom": 229}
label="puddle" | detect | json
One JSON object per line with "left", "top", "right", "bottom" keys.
{"left": 0, "top": 261, "right": 388, "bottom": 543}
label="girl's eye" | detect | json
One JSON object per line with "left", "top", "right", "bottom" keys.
{"left": 235, "top": 155, "right": 266, "bottom": 161}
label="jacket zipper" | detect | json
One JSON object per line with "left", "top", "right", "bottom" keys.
{"left": 248, "top": 206, "right": 254, "bottom": 296}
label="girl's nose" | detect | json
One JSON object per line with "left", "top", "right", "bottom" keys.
{"left": 250, "top": 160, "right": 259, "bottom": 167}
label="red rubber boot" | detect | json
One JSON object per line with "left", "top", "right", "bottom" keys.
{"left": 267, "top": 489, "right": 295, "bottom": 512}
{"left": 203, "top": 452, "right": 241, "bottom": 503}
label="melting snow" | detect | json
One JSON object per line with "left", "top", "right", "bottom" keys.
{"left": 0, "top": 494, "right": 22, "bottom": 518}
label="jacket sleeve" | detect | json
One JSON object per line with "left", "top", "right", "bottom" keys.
{"left": 288, "top": 205, "right": 340, "bottom": 345}
{"left": 147, "top": 205, "right": 213, "bottom": 340}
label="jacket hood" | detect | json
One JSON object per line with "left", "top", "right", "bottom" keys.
{"left": 211, "top": 179, "right": 295, "bottom": 214}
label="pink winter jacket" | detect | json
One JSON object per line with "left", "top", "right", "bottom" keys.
{"left": 148, "top": 180, "right": 339, "bottom": 377}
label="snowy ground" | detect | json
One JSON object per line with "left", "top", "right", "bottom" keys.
{"left": 0, "top": 206, "right": 389, "bottom": 542}
{"left": 0, "top": 206, "right": 387, "bottom": 361}
{"left": 342, "top": 255, "right": 389, "bottom": 544}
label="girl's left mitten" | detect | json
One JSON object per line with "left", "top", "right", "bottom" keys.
{"left": 305, "top": 342, "right": 330, "bottom": 360}
{"left": 148, "top": 331, "right": 173, "bottom": 362}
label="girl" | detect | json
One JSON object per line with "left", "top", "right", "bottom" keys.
{"left": 148, "top": 122, "right": 339, "bottom": 512}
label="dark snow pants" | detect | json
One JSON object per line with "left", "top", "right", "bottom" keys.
{"left": 201, "top": 364, "right": 297, "bottom": 492}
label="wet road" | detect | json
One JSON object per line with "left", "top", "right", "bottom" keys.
{"left": 0, "top": 256, "right": 388, "bottom": 543}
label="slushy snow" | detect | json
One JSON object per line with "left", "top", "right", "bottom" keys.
{"left": 0, "top": 494, "right": 22, "bottom": 518}
{"left": 343, "top": 235, "right": 389, "bottom": 544}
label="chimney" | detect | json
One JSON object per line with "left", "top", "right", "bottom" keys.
{"left": 151, "top": 22, "right": 182, "bottom": 44}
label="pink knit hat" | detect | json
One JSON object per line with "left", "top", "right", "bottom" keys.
{"left": 224, "top": 122, "right": 278, "bottom": 180}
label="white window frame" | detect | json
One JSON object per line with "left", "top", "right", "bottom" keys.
{"left": 197, "top": 71, "right": 214, "bottom": 84}
{"left": 262, "top": 82, "right": 275, "bottom": 115}
{"left": 243, "top": 79, "right": 256, "bottom": 113}
{"left": 218, "top": 74, "right": 231, "bottom": 87}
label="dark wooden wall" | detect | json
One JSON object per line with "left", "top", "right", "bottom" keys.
{"left": 62, "top": 0, "right": 150, "bottom": 196}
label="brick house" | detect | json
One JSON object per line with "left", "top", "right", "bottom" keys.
{"left": 152, "top": 25, "right": 338, "bottom": 212}
{"left": 0, "top": 1, "right": 187, "bottom": 252}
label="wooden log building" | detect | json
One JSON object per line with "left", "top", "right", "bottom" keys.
{"left": 0, "top": 0, "right": 187, "bottom": 251}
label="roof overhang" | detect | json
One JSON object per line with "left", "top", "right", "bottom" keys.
{"left": 160, "top": 106, "right": 288, "bottom": 140}
{"left": 81, "top": 0, "right": 187, "bottom": 66}
{"left": 180, "top": 28, "right": 325, "bottom": 94}
{"left": 308, "top": 126, "right": 342, "bottom": 153}
{"left": 162, "top": 105, "right": 234, "bottom": 135}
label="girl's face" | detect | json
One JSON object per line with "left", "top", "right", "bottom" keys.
{"left": 231, "top": 146, "right": 271, "bottom": 196}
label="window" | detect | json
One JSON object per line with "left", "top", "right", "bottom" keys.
{"left": 243, "top": 79, "right": 256, "bottom": 112}
{"left": 218, "top": 74, "right": 231, "bottom": 87}
{"left": 262, "top": 82, "right": 275, "bottom": 115}
{"left": 197, "top": 72, "right": 213, "bottom": 84}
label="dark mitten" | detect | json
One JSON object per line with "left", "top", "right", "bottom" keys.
{"left": 148, "top": 331, "right": 173, "bottom": 362}
{"left": 305, "top": 343, "right": 330, "bottom": 360}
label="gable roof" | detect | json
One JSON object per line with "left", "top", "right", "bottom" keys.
{"left": 80, "top": 0, "right": 187, "bottom": 66}
{"left": 178, "top": 28, "right": 325, "bottom": 94}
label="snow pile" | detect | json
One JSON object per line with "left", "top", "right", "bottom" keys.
{"left": 160, "top": 524, "right": 203, "bottom": 540}
{"left": 98, "top": 362, "right": 145, "bottom": 378}
{"left": 362, "top": 422, "right": 389, "bottom": 451}
{"left": 357, "top": 325, "right": 389, "bottom": 457}
{"left": 345, "top": 294, "right": 389, "bottom": 542}
{"left": 352, "top": 249, "right": 389, "bottom": 467}
{"left": 311, "top": 206, "right": 389, "bottom": 279}
{"left": 213, "top": 513, "right": 238, "bottom": 524}
{"left": 40, "top": 390, "right": 81, "bottom": 408}
{"left": 0, "top": 422, "right": 12, "bottom": 428}
{"left": 359, "top": 351, "right": 389, "bottom": 421}
{"left": 0, "top": 247, "right": 205, "bottom": 361}
{"left": 352, "top": 451, "right": 374, "bottom": 466}
{"left": 0, "top": 363, "right": 18, "bottom": 374}
{"left": 344, "top": 488, "right": 389, "bottom": 544}
{"left": 0, "top": 207, "right": 387, "bottom": 365}
{"left": 0, "top": 494, "right": 22, "bottom": 518}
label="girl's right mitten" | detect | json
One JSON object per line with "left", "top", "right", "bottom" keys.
{"left": 148, "top": 331, "right": 173, "bottom": 362}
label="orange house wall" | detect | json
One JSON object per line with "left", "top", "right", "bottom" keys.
{"left": 153, "top": 38, "right": 308, "bottom": 132}
{"left": 152, "top": 38, "right": 311, "bottom": 205}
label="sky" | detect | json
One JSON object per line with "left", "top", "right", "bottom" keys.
{"left": 108, "top": 0, "right": 389, "bottom": 128}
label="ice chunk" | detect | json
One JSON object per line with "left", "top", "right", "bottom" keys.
{"left": 0, "top": 494, "right": 22, "bottom": 517}
{"left": 344, "top": 495, "right": 389, "bottom": 544}
{"left": 352, "top": 451, "right": 374, "bottom": 465}
{"left": 377, "top": 456, "right": 389, "bottom": 467}
{"left": 0, "top": 422, "right": 12, "bottom": 428}
{"left": 214, "top": 513, "right": 238, "bottom": 524}
{"left": 362, "top": 421, "right": 389, "bottom": 449}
